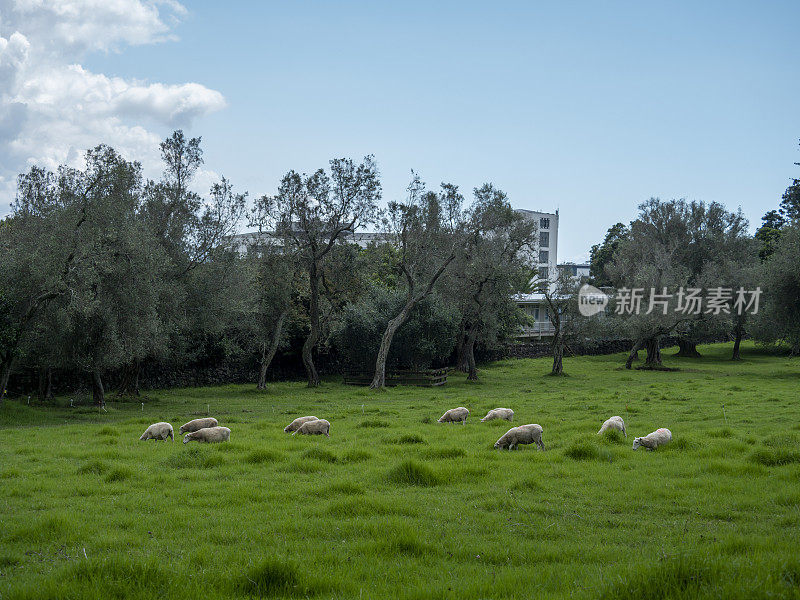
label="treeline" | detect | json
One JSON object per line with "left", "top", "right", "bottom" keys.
{"left": 0, "top": 132, "right": 538, "bottom": 404}
{"left": 580, "top": 140, "right": 800, "bottom": 371}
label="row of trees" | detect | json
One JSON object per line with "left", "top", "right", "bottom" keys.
{"left": 3, "top": 132, "right": 798, "bottom": 402}
{"left": 579, "top": 140, "right": 800, "bottom": 370}
{"left": 0, "top": 132, "right": 539, "bottom": 404}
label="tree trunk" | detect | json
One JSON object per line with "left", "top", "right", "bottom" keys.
{"left": 370, "top": 300, "right": 415, "bottom": 389}
{"left": 731, "top": 317, "right": 745, "bottom": 361}
{"left": 38, "top": 367, "right": 53, "bottom": 400}
{"left": 643, "top": 337, "right": 663, "bottom": 367}
{"left": 258, "top": 309, "right": 288, "bottom": 390}
{"left": 116, "top": 361, "right": 140, "bottom": 397}
{"left": 92, "top": 370, "right": 105, "bottom": 408}
{"left": 625, "top": 339, "right": 644, "bottom": 369}
{"left": 455, "top": 332, "right": 469, "bottom": 372}
{"left": 465, "top": 328, "right": 478, "bottom": 381}
{"left": 674, "top": 339, "right": 701, "bottom": 358}
{"left": 0, "top": 359, "right": 11, "bottom": 405}
{"left": 303, "top": 265, "right": 321, "bottom": 388}
{"left": 551, "top": 320, "right": 564, "bottom": 375}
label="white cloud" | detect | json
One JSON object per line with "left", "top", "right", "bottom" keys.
{"left": 0, "top": 0, "right": 227, "bottom": 213}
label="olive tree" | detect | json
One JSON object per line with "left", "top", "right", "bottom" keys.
{"left": 449, "top": 184, "right": 537, "bottom": 380}
{"left": 252, "top": 157, "right": 380, "bottom": 387}
{"left": 369, "top": 176, "right": 469, "bottom": 389}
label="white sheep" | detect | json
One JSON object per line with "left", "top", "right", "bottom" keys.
{"left": 598, "top": 416, "right": 626, "bottom": 438}
{"left": 292, "top": 419, "right": 330, "bottom": 437}
{"left": 438, "top": 407, "right": 469, "bottom": 425}
{"left": 632, "top": 428, "right": 672, "bottom": 451}
{"left": 139, "top": 422, "right": 173, "bottom": 442}
{"left": 179, "top": 417, "right": 219, "bottom": 434}
{"left": 182, "top": 426, "right": 231, "bottom": 444}
{"left": 284, "top": 416, "right": 319, "bottom": 433}
{"left": 494, "top": 424, "right": 545, "bottom": 451}
{"left": 480, "top": 408, "right": 514, "bottom": 422}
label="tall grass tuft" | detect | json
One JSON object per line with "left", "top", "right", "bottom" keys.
{"left": 235, "top": 558, "right": 300, "bottom": 596}
{"left": 302, "top": 447, "right": 338, "bottom": 463}
{"left": 564, "top": 440, "right": 602, "bottom": 461}
{"left": 244, "top": 449, "right": 282, "bottom": 464}
{"left": 387, "top": 459, "right": 439, "bottom": 486}
{"left": 598, "top": 554, "right": 720, "bottom": 599}
{"left": 750, "top": 448, "right": 800, "bottom": 466}
{"left": 395, "top": 433, "right": 426, "bottom": 444}
{"left": 357, "top": 419, "right": 390, "bottom": 428}
{"left": 598, "top": 429, "right": 625, "bottom": 444}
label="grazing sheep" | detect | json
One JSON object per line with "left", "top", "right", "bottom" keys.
{"left": 481, "top": 408, "right": 514, "bottom": 422}
{"left": 179, "top": 417, "right": 219, "bottom": 434}
{"left": 598, "top": 416, "right": 626, "bottom": 438}
{"left": 182, "top": 426, "right": 231, "bottom": 444}
{"left": 284, "top": 416, "right": 319, "bottom": 433}
{"left": 632, "top": 428, "right": 672, "bottom": 451}
{"left": 292, "top": 419, "right": 330, "bottom": 437}
{"left": 139, "top": 422, "right": 173, "bottom": 442}
{"left": 494, "top": 424, "right": 545, "bottom": 451}
{"left": 438, "top": 407, "right": 469, "bottom": 425}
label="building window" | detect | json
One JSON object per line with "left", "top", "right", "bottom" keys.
{"left": 540, "top": 217, "right": 549, "bottom": 229}
{"left": 539, "top": 250, "right": 549, "bottom": 264}
{"left": 540, "top": 232, "right": 549, "bottom": 247}
{"left": 538, "top": 266, "right": 549, "bottom": 280}
{"left": 534, "top": 307, "right": 539, "bottom": 320}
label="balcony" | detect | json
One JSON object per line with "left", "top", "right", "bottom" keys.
{"left": 518, "top": 322, "right": 556, "bottom": 338}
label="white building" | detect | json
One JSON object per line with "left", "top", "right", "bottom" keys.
{"left": 513, "top": 208, "right": 558, "bottom": 283}
{"left": 557, "top": 262, "right": 590, "bottom": 281}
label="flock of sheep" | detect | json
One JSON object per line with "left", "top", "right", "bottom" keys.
{"left": 139, "top": 417, "right": 230, "bottom": 444}
{"left": 139, "top": 408, "right": 672, "bottom": 451}
{"left": 435, "top": 407, "right": 672, "bottom": 451}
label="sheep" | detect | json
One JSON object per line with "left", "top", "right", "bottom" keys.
{"left": 632, "top": 428, "right": 672, "bottom": 451}
{"left": 179, "top": 417, "right": 219, "bottom": 434}
{"left": 480, "top": 408, "right": 514, "bottom": 422}
{"left": 438, "top": 407, "right": 469, "bottom": 425}
{"left": 292, "top": 419, "right": 330, "bottom": 437}
{"left": 494, "top": 424, "right": 545, "bottom": 451}
{"left": 284, "top": 416, "right": 319, "bottom": 433}
{"left": 598, "top": 416, "right": 626, "bottom": 438}
{"left": 139, "top": 422, "right": 173, "bottom": 442}
{"left": 183, "top": 426, "right": 231, "bottom": 444}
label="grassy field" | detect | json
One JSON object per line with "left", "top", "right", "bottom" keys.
{"left": 1, "top": 342, "right": 799, "bottom": 599}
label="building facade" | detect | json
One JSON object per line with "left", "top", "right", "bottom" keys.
{"left": 512, "top": 208, "right": 559, "bottom": 283}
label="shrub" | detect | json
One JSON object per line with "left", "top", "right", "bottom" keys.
{"left": 332, "top": 287, "right": 459, "bottom": 371}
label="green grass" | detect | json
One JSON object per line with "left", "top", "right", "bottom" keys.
{"left": 1, "top": 341, "right": 799, "bottom": 599}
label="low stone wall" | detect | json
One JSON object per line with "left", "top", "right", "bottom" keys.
{"left": 477, "top": 336, "right": 683, "bottom": 363}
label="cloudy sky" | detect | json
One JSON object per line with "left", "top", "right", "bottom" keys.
{"left": 1, "top": 1, "right": 798, "bottom": 261}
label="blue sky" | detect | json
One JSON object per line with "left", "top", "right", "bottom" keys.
{"left": 3, "top": 1, "right": 799, "bottom": 261}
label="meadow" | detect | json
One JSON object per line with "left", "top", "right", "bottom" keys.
{"left": 1, "top": 342, "right": 799, "bottom": 599}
